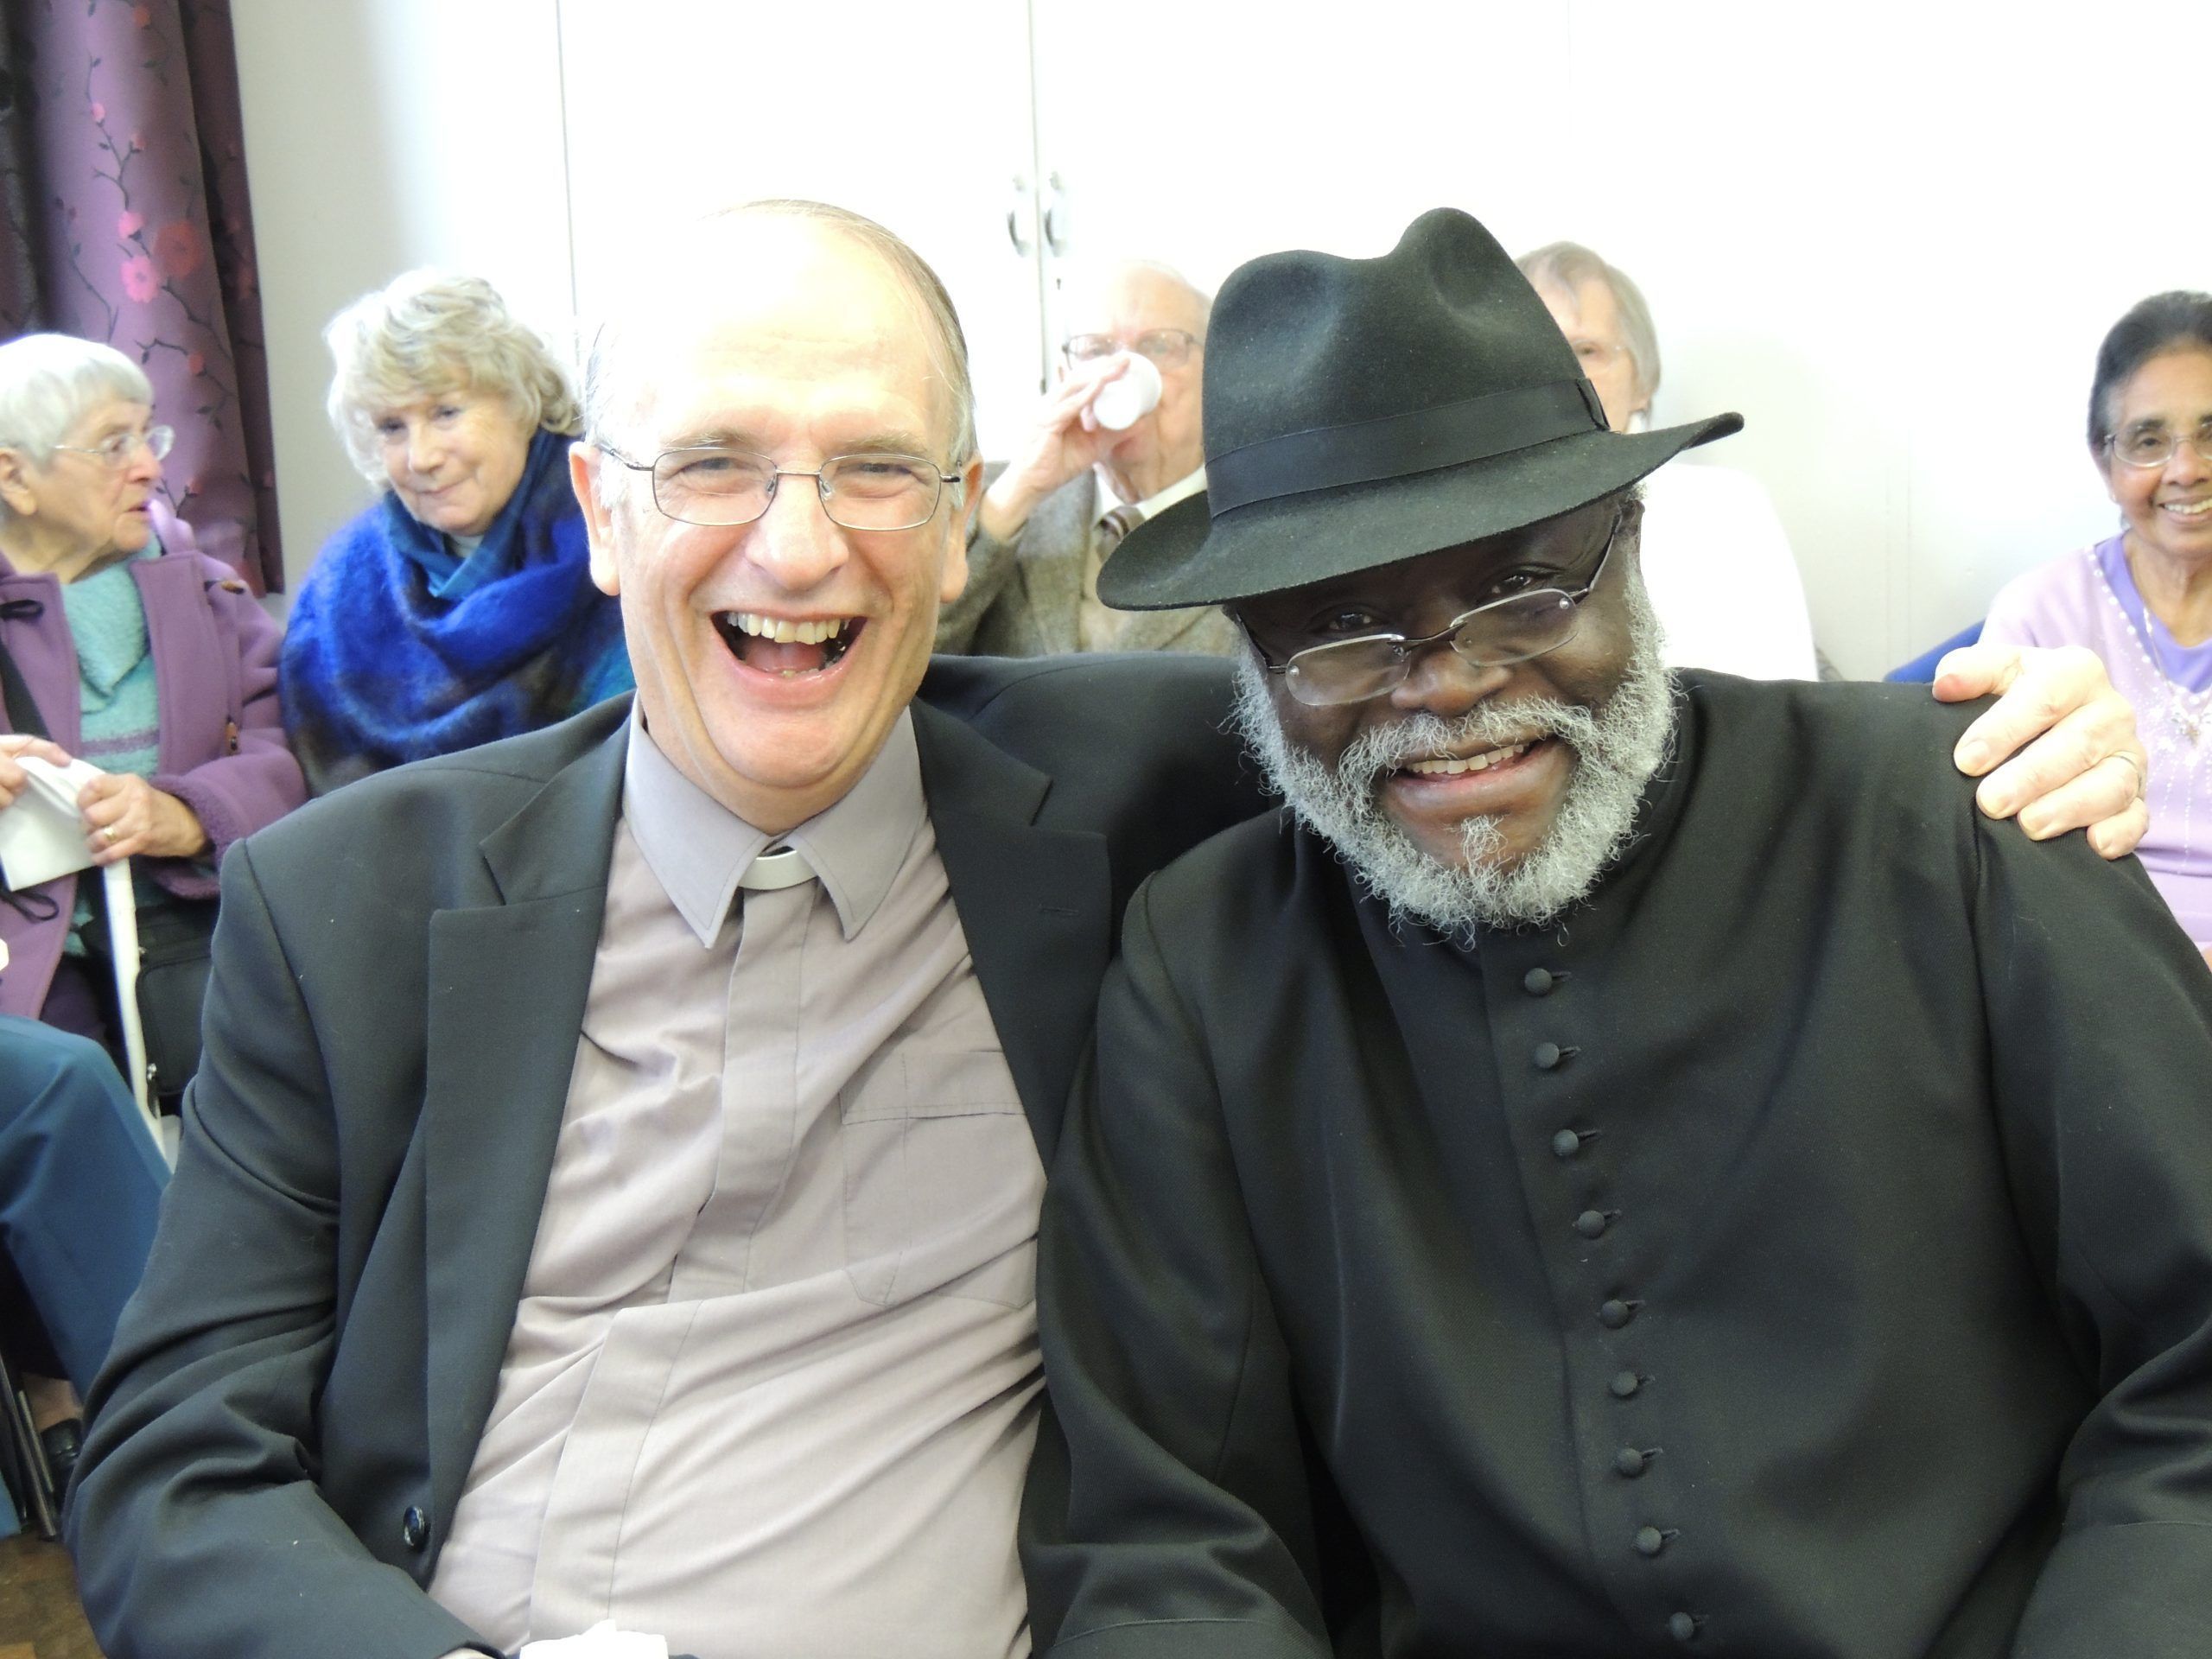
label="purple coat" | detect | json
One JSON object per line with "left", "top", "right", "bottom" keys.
{"left": 0, "top": 513, "right": 306, "bottom": 1020}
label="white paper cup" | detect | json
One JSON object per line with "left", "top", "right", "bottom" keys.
{"left": 1090, "top": 353, "right": 1163, "bottom": 430}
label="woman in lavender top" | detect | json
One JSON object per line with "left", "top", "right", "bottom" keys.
{"left": 1982, "top": 292, "right": 2212, "bottom": 961}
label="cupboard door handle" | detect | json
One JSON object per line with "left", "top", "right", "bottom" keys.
{"left": 1007, "top": 175, "right": 1034, "bottom": 255}
{"left": 1043, "top": 171, "right": 1069, "bottom": 255}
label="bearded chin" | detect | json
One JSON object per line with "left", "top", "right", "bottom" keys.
{"left": 1230, "top": 565, "right": 1678, "bottom": 942}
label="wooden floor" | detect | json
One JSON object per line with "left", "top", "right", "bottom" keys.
{"left": 0, "top": 1533, "right": 101, "bottom": 1659}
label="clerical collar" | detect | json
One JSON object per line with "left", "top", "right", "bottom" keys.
{"left": 1096, "top": 463, "right": 1207, "bottom": 522}
{"left": 620, "top": 705, "right": 926, "bottom": 945}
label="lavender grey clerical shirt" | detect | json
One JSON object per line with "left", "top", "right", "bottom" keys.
{"left": 428, "top": 709, "right": 1043, "bottom": 1657}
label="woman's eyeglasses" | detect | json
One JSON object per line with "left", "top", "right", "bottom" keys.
{"left": 50, "top": 424, "right": 175, "bottom": 468}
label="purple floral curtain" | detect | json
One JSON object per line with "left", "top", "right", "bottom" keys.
{"left": 0, "top": 0, "right": 279, "bottom": 592}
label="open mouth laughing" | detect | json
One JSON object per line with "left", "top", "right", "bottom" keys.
{"left": 713, "top": 610, "right": 864, "bottom": 677}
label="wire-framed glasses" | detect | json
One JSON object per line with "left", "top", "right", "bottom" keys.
{"left": 51, "top": 424, "right": 175, "bottom": 468}
{"left": 599, "top": 444, "right": 963, "bottom": 531}
{"left": 2106, "top": 421, "right": 2212, "bottom": 469}
{"left": 1250, "top": 509, "right": 1627, "bottom": 708}
{"left": 1064, "top": 329, "right": 1200, "bottom": 368}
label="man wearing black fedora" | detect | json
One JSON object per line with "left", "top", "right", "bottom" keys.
{"left": 1025, "top": 209, "right": 2212, "bottom": 1657}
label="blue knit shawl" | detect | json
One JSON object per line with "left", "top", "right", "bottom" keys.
{"left": 282, "top": 429, "right": 632, "bottom": 794}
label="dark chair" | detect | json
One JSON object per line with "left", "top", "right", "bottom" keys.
{"left": 0, "top": 1334, "right": 61, "bottom": 1539}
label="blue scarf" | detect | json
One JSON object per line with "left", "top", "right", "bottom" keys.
{"left": 283, "top": 429, "right": 632, "bottom": 794}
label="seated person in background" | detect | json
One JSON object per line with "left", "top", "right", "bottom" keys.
{"left": 0, "top": 334, "right": 303, "bottom": 1052}
{"left": 1519, "top": 240, "right": 1821, "bottom": 680}
{"left": 64, "top": 199, "right": 2144, "bottom": 1659}
{"left": 1981, "top": 290, "right": 2212, "bottom": 965}
{"left": 1029, "top": 209, "right": 2212, "bottom": 1659}
{"left": 936, "top": 257, "right": 1238, "bottom": 657}
{"left": 283, "top": 270, "right": 632, "bottom": 794}
{"left": 0, "top": 333, "right": 285, "bottom": 1516}
{"left": 0, "top": 1004, "right": 166, "bottom": 1514}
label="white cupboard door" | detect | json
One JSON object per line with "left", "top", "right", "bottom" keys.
{"left": 1027, "top": 2, "right": 1572, "bottom": 322}
{"left": 555, "top": 0, "right": 1044, "bottom": 458}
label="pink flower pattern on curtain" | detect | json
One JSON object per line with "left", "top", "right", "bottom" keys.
{"left": 0, "top": 0, "right": 280, "bottom": 591}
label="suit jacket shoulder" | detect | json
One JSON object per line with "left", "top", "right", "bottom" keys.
{"left": 922, "top": 652, "right": 1271, "bottom": 904}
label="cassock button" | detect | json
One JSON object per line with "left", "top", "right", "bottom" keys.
{"left": 1522, "top": 967, "right": 1557, "bottom": 995}
{"left": 1669, "top": 1611, "right": 1701, "bottom": 1643}
{"left": 1551, "top": 1128, "right": 1584, "bottom": 1159}
{"left": 1534, "top": 1041, "right": 1566, "bottom": 1071}
{"left": 1614, "top": 1446, "right": 1653, "bottom": 1478}
{"left": 1575, "top": 1209, "right": 1611, "bottom": 1239}
{"left": 1599, "top": 1298, "right": 1639, "bottom": 1329}
{"left": 401, "top": 1505, "right": 429, "bottom": 1551}
{"left": 1636, "top": 1525, "right": 1671, "bottom": 1558}
{"left": 1610, "top": 1370, "right": 1643, "bottom": 1398}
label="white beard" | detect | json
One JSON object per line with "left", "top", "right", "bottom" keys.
{"left": 1231, "top": 566, "right": 1678, "bottom": 942}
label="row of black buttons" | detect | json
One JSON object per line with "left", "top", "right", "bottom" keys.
{"left": 1528, "top": 961, "right": 1700, "bottom": 1646}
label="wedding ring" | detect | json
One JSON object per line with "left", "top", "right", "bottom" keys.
{"left": 2111, "top": 751, "right": 2148, "bottom": 803}
{"left": 99, "top": 824, "right": 118, "bottom": 844}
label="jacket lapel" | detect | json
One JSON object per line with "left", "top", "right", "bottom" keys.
{"left": 422, "top": 715, "right": 628, "bottom": 1522}
{"left": 1015, "top": 474, "right": 1095, "bottom": 656}
{"left": 913, "top": 700, "right": 1109, "bottom": 1168}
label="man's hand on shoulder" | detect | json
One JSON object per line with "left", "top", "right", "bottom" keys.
{"left": 1934, "top": 641, "right": 2148, "bottom": 860}
{"left": 976, "top": 359, "right": 1137, "bottom": 543}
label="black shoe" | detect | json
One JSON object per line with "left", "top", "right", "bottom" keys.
{"left": 39, "top": 1417, "right": 83, "bottom": 1497}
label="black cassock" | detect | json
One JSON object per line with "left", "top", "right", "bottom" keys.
{"left": 1027, "top": 671, "right": 2212, "bottom": 1659}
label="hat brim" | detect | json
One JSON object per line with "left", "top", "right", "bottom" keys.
{"left": 1101, "top": 412, "right": 1743, "bottom": 611}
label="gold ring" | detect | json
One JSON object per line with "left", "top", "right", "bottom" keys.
{"left": 100, "top": 824, "right": 118, "bottom": 844}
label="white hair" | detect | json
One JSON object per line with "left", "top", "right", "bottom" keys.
{"left": 1058, "top": 257, "right": 1214, "bottom": 339}
{"left": 0, "top": 334, "right": 154, "bottom": 467}
{"left": 1230, "top": 551, "right": 1676, "bottom": 943}
{"left": 325, "top": 269, "right": 580, "bottom": 489}
{"left": 582, "top": 200, "right": 977, "bottom": 514}
{"left": 1516, "top": 241, "right": 1662, "bottom": 406}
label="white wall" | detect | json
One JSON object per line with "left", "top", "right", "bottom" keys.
{"left": 232, "top": 2, "right": 2203, "bottom": 678}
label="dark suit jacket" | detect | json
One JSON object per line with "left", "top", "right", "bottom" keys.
{"left": 67, "top": 652, "right": 1266, "bottom": 1659}
{"left": 1028, "top": 675, "right": 2212, "bottom": 1659}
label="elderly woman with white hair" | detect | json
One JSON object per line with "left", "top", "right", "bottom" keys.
{"left": 0, "top": 332, "right": 303, "bottom": 1046}
{"left": 0, "top": 332, "right": 295, "bottom": 1492}
{"left": 281, "top": 270, "right": 631, "bottom": 794}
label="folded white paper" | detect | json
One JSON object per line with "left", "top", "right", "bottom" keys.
{"left": 0, "top": 753, "right": 105, "bottom": 890}
{"left": 518, "top": 1622, "right": 670, "bottom": 1659}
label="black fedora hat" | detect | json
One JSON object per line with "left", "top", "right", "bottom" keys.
{"left": 1100, "top": 208, "right": 1742, "bottom": 611}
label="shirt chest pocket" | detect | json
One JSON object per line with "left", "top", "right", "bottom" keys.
{"left": 839, "top": 1048, "right": 1043, "bottom": 1309}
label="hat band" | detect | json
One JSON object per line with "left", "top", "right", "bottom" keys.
{"left": 1206, "top": 378, "right": 1609, "bottom": 516}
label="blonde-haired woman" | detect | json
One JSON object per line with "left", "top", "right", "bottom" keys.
{"left": 281, "top": 270, "right": 630, "bottom": 793}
